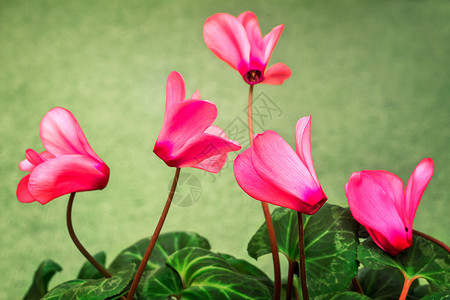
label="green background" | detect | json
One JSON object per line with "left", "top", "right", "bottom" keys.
{"left": 1, "top": 0, "right": 449, "bottom": 298}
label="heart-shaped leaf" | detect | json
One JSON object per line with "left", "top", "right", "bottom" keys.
{"left": 358, "top": 235, "right": 450, "bottom": 291}
{"left": 166, "top": 247, "right": 272, "bottom": 299}
{"left": 77, "top": 251, "right": 107, "bottom": 280}
{"left": 109, "top": 231, "right": 210, "bottom": 273}
{"left": 23, "top": 259, "right": 62, "bottom": 300}
{"left": 354, "top": 268, "right": 433, "bottom": 299}
{"left": 42, "top": 263, "right": 135, "bottom": 300}
{"left": 315, "top": 291, "right": 371, "bottom": 299}
{"left": 248, "top": 203, "right": 359, "bottom": 296}
{"left": 137, "top": 266, "right": 183, "bottom": 300}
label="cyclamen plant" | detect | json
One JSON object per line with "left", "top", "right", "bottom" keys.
{"left": 20, "top": 11, "right": 449, "bottom": 300}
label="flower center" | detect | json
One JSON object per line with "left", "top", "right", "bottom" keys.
{"left": 244, "top": 70, "right": 262, "bottom": 85}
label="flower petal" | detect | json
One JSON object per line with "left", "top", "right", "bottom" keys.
{"left": 19, "top": 150, "right": 56, "bottom": 172}
{"left": 345, "top": 171, "right": 409, "bottom": 255}
{"left": 263, "top": 24, "right": 284, "bottom": 66}
{"left": 40, "top": 107, "right": 103, "bottom": 162}
{"left": 404, "top": 158, "right": 434, "bottom": 237}
{"left": 190, "top": 89, "right": 201, "bottom": 100}
{"left": 237, "top": 11, "right": 265, "bottom": 71}
{"left": 251, "top": 130, "right": 326, "bottom": 213}
{"left": 295, "top": 116, "right": 321, "bottom": 186}
{"left": 164, "top": 129, "right": 241, "bottom": 170}
{"left": 234, "top": 147, "right": 318, "bottom": 212}
{"left": 154, "top": 100, "right": 218, "bottom": 162}
{"left": 203, "top": 13, "right": 250, "bottom": 72}
{"left": 261, "top": 63, "right": 291, "bottom": 85}
{"left": 191, "top": 126, "right": 231, "bottom": 173}
{"left": 28, "top": 155, "right": 110, "bottom": 204}
{"left": 17, "top": 175, "right": 36, "bottom": 203}
{"left": 165, "top": 71, "right": 186, "bottom": 120}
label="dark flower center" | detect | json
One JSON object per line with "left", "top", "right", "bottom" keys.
{"left": 244, "top": 70, "right": 262, "bottom": 84}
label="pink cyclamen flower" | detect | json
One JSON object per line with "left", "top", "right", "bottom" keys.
{"left": 203, "top": 11, "right": 291, "bottom": 85}
{"left": 233, "top": 116, "right": 327, "bottom": 214}
{"left": 17, "top": 107, "right": 110, "bottom": 204}
{"left": 345, "top": 158, "right": 434, "bottom": 256}
{"left": 153, "top": 71, "right": 241, "bottom": 173}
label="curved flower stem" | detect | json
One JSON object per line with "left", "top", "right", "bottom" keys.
{"left": 352, "top": 277, "right": 364, "bottom": 294}
{"left": 67, "top": 192, "right": 112, "bottom": 278}
{"left": 248, "top": 84, "right": 281, "bottom": 300}
{"left": 297, "top": 212, "right": 309, "bottom": 300}
{"left": 413, "top": 230, "right": 450, "bottom": 253}
{"left": 399, "top": 274, "right": 419, "bottom": 300}
{"left": 285, "top": 260, "right": 296, "bottom": 300}
{"left": 126, "top": 167, "right": 181, "bottom": 300}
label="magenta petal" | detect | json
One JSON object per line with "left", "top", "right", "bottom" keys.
{"left": 252, "top": 130, "right": 326, "bottom": 212}
{"left": 19, "top": 150, "right": 55, "bottom": 172}
{"left": 165, "top": 71, "right": 186, "bottom": 120}
{"left": 345, "top": 171, "right": 408, "bottom": 254}
{"left": 295, "top": 116, "right": 320, "bottom": 185}
{"left": 28, "top": 155, "right": 110, "bottom": 204}
{"left": 234, "top": 148, "right": 317, "bottom": 212}
{"left": 366, "top": 227, "right": 410, "bottom": 256}
{"left": 261, "top": 63, "right": 292, "bottom": 85}
{"left": 154, "top": 100, "right": 218, "bottom": 162}
{"left": 263, "top": 24, "right": 284, "bottom": 65}
{"left": 165, "top": 130, "right": 241, "bottom": 170}
{"left": 192, "top": 126, "right": 230, "bottom": 173}
{"left": 237, "top": 11, "right": 265, "bottom": 69}
{"left": 190, "top": 89, "right": 201, "bottom": 100}
{"left": 203, "top": 13, "right": 250, "bottom": 71}
{"left": 40, "top": 107, "right": 103, "bottom": 162}
{"left": 17, "top": 175, "right": 36, "bottom": 203}
{"left": 404, "top": 158, "right": 434, "bottom": 236}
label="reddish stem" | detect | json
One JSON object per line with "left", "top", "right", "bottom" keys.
{"left": 399, "top": 273, "right": 419, "bottom": 300}
{"left": 352, "top": 277, "right": 364, "bottom": 294}
{"left": 297, "top": 212, "right": 309, "bottom": 300}
{"left": 285, "top": 260, "right": 296, "bottom": 300}
{"left": 248, "top": 84, "right": 281, "bottom": 300}
{"left": 413, "top": 230, "right": 450, "bottom": 253}
{"left": 67, "top": 192, "right": 112, "bottom": 278}
{"left": 126, "top": 167, "right": 181, "bottom": 300}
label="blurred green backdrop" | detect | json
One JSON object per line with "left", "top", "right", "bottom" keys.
{"left": 1, "top": 0, "right": 449, "bottom": 298}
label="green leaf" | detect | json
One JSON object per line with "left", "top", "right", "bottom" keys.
{"left": 218, "top": 253, "right": 274, "bottom": 294}
{"left": 109, "top": 231, "right": 210, "bottom": 273}
{"left": 315, "top": 291, "right": 372, "bottom": 299}
{"left": 247, "top": 203, "right": 359, "bottom": 296}
{"left": 354, "top": 268, "right": 433, "bottom": 299}
{"left": 42, "top": 263, "right": 135, "bottom": 300}
{"left": 23, "top": 259, "right": 62, "bottom": 300}
{"left": 77, "top": 251, "right": 107, "bottom": 279}
{"left": 167, "top": 247, "right": 272, "bottom": 299}
{"left": 421, "top": 291, "right": 450, "bottom": 299}
{"left": 137, "top": 266, "right": 183, "bottom": 300}
{"left": 358, "top": 235, "right": 450, "bottom": 290}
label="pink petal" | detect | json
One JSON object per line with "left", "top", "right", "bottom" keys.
{"left": 345, "top": 171, "right": 409, "bottom": 255}
{"left": 164, "top": 130, "right": 241, "bottom": 170}
{"left": 251, "top": 130, "right": 326, "bottom": 213}
{"left": 261, "top": 63, "right": 291, "bottom": 85}
{"left": 192, "top": 126, "right": 236, "bottom": 173}
{"left": 154, "top": 100, "right": 218, "bottom": 162}
{"left": 234, "top": 148, "right": 319, "bottom": 212}
{"left": 165, "top": 72, "right": 186, "bottom": 120}
{"left": 40, "top": 107, "right": 103, "bottom": 162}
{"left": 237, "top": 11, "right": 265, "bottom": 71}
{"left": 28, "top": 155, "right": 110, "bottom": 204}
{"left": 190, "top": 89, "right": 201, "bottom": 100}
{"left": 366, "top": 227, "right": 410, "bottom": 256}
{"left": 17, "top": 175, "right": 36, "bottom": 203}
{"left": 404, "top": 158, "right": 434, "bottom": 239}
{"left": 203, "top": 13, "right": 250, "bottom": 72}
{"left": 263, "top": 24, "right": 284, "bottom": 66}
{"left": 295, "top": 116, "right": 319, "bottom": 185}
{"left": 19, "top": 150, "right": 55, "bottom": 172}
